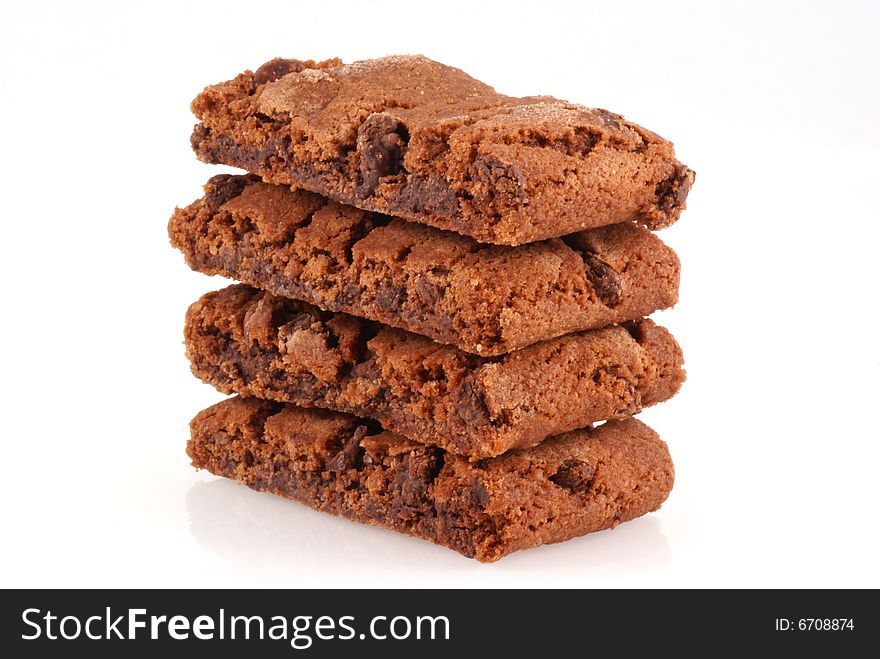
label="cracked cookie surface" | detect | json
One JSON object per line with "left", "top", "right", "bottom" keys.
{"left": 184, "top": 284, "right": 685, "bottom": 458}
{"left": 190, "top": 55, "right": 694, "bottom": 245}
{"left": 170, "top": 174, "right": 680, "bottom": 355}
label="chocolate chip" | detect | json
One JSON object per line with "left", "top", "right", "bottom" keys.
{"left": 253, "top": 58, "right": 303, "bottom": 86}
{"left": 357, "top": 113, "right": 409, "bottom": 195}
{"left": 656, "top": 164, "right": 695, "bottom": 213}
{"left": 391, "top": 175, "right": 458, "bottom": 216}
{"left": 414, "top": 273, "right": 447, "bottom": 306}
{"left": 582, "top": 253, "right": 623, "bottom": 307}
{"left": 594, "top": 108, "right": 623, "bottom": 129}
{"left": 327, "top": 426, "right": 367, "bottom": 473}
{"left": 456, "top": 378, "right": 489, "bottom": 424}
{"left": 336, "top": 282, "right": 361, "bottom": 307}
{"left": 549, "top": 459, "right": 596, "bottom": 493}
{"left": 205, "top": 174, "right": 255, "bottom": 211}
{"left": 375, "top": 286, "right": 407, "bottom": 314}
{"left": 389, "top": 448, "right": 444, "bottom": 520}
{"left": 470, "top": 479, "right": 491, "bottom": 506}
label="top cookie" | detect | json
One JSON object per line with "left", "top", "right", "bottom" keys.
{"left": 191, "top": 55, "right": 694, "bottom": 245}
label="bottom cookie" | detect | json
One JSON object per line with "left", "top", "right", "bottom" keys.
{"left": 188, "top": 396, "right": 674, "bottom": 562}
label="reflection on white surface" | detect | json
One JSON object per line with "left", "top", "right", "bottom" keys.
{"left": 187, "top": 478, "right": 671, "bottom": 586}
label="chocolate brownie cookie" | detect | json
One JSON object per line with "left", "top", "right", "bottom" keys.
{"left": 185, "top": 285, "right": 685, "bottom": 458}
{"left": 190, "top": 55, "right": 694, "bottom": 245}
{"left": 171, "top": 174, "right": 680, "bottom": 356}
{"left": 189, "top": 396, "right": 675, "bottom": 562}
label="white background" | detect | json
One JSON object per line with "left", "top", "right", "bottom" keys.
{"left": 2, "top": 0, "right": 878, "bottom": 588}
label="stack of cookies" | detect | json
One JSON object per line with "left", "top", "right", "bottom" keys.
{"left": 169, "top": 55, "right": 694, "bottom": 562}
